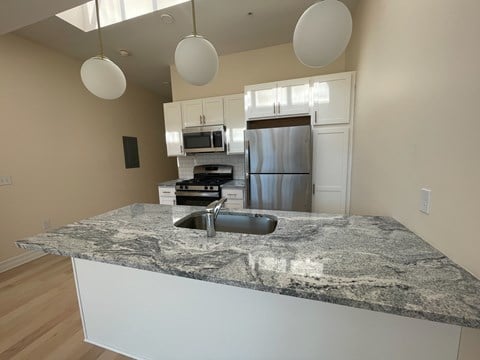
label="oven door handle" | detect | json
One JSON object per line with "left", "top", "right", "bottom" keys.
{"left": 175, "top": 191, "right": 220, "bottom": 198}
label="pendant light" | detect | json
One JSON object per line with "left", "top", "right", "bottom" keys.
{"left": 80, "top": 0, "right": 126, "bottom": 100}
{"left": 293, "top": 0, "right": 352, "bottom": 68}
{"left": 174, "top": 0, "right": 218, "bottom": 86}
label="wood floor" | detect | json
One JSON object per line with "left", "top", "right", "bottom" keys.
{"left": 0, "top": 255, "right": 131, "bottom": 360}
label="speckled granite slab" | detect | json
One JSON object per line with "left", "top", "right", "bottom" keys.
{"left": 221, "top": 179, "right": 245, "bottom": 188}
{"left": 157, "top": 179, "right": 182, "bottom": 186}
{"left": 16, "top": 204, "right": 480, "bottom": 329}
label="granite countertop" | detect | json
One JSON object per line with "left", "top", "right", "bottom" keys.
{"left": 222, "top": 179, "right": 245, "bottom": 188}
{"left": 16, "top": 204, "right": 480, "bottom": 329}
{"left": 157, "top": 179, "right": 181, "bottom": 186}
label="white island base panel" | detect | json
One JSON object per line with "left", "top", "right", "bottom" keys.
{"left": 72, "top": 258, "right": 461, "bottom": 360}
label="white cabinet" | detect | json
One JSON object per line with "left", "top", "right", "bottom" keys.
{"left": 222, "top": 187, "right": 244, "bottom": 209}
{"left": 158, "top": 186, "right": 176, "bottom": 205}
{"left": 245, "top": 82, "right": 277, "bottom": 119}
{"left": 277, "top": 78, "right": 311, "bottom": 116}
{"left": 312, "top": 127, "right": 350, "bottom": 214}
{"left": 245, "top": 78, "right": 310, "bottom": 120}
{"left": 182, "top": 97, "right": 224, "bottom": 127}
{"left": 311, "top": 72, "right": 354, "bottom": 126}
{"left": 223, "top": 94, "right": 245, "bottom": 154}
{"left": 163, "top": 102, "right": 184, "bottom": 157}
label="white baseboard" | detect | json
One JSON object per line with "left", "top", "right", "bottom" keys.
{"left": 0, "top": 251, "right": 46, "bottom": 273}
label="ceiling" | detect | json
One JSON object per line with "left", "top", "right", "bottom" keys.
{"left": 8, "top": 0, "right": 357, "bottom": 101}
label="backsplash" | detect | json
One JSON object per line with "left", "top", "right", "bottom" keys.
{"left": 177, "top": 154, "right": 244, "bottom": 180}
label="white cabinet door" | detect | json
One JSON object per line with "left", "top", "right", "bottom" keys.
{"left": 159, "top": 197, "right": 176, "bottom": 205}
{"left": 182, "top": 98, "right": 224, "bottom": 127}
{"left": 182, "top": 99, "right": 203, "bottom": 128}
{"left": 311, "top": 72, "right": 353, "bottom": 126}
{"left": 312, "top": 127, "right": 350, "bottom": 214}
{"left": 224, "top": 94, "right": 245, "bottom": 154}
{"left": 163, "top": 102, "right": 184, "bottom": 157}
{"left": 245, "top": 82, "right": 277, "bottom": 119}
{"left": 222, "top": 187, "right": 244, "bottom": 209}
{"left": 203, "top": 97, "right": 224, "bottom": 125}
{"left": 277, "top": 78, "right": 311, "bottom": 116}
{"left": 158, "top": 186, "right": 176, "bottom": 205}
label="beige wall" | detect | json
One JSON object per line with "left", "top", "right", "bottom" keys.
{"left": 171, "top": 43, "right": 346, "bottom": 101}
{"left": 0, "top": 34, "right": 177, "bottom": 262}
{"left": 345, "top": 0, "right": 480, "bottom": 357}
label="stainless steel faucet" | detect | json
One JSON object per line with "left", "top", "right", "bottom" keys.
{"left": 205, "top": 197, "right": 227, "bottom": 237}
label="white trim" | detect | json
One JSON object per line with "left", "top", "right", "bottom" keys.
{"left": 0, "top": 251, "right": 46, "bottom": 273}
{"left": 346, "top": 71, "right": 356, "bottom": 215}
{"left": 72, "top": 258, "right": 88, "bottom": 340}
{"left": 84, "top": 338, "right": 146, "bottom": 360}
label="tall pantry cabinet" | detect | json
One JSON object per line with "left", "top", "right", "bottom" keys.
{"left": 310, "top": 72, "right": 355, "bottom": 215}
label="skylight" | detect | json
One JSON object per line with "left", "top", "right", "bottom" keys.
{"left": 57, "top": 0, "right": 189, "bottom": 32}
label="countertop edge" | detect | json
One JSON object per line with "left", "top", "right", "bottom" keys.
{"left": 15, "top": 241, "right": 479, "bottom": 329}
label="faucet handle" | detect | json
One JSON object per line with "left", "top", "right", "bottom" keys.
{"left": 206, "top": 197, "right": 227, "bottom": 216}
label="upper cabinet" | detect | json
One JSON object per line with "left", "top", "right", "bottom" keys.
{"left": 182, "top": 96, "right": 224, "bottom": 128}
{"left": 245, "top": 78, "right": 310, "bottom": 120}
{"left": 163, "top": 102, "right": 184, "bottom": 157}
{"left": 311, "top": 72, "right": 354, "bottom": 126}
{"left": 223, "top": 94, "right": 245, "bottom": 154}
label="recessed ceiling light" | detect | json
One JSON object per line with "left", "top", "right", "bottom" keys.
{"left": 160, "top": 13, "right": 175, "bottom": 24}
{"left": 119, "top": 49, "right": 131, "bottom": 57}
{"left": 247, "top": 11, "right": 253, "bottom": 16}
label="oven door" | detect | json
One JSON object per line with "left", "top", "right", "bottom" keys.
{"left": 176, "top": 191, "right": 220, "bottom": 206}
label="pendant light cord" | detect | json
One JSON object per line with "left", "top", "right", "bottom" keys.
{"left": 191, "top": 0, "right": 197, "bottom": 36}
{"left": 95, "top": 0, "right": 105, "bottom": 58}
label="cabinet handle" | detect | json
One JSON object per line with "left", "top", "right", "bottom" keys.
{"left": 273, "top": 103, "right": 276, "bottom": 114}
{"left": 313, "top": 184, "right": 316, "bottom": 195}
{"left": 200, "top": 115, "right": 202, "bottom": 124}
{"left": 277, "top": 102, "right": 280, "bottom": 114}
{"left": 227, "top": 143, "right": 230, "bottom": 152}
{"left": 162, "top": 191, "right": 171, "bottom": 194}
{"left": 315, "top": 111, "right": 317, "bottom": 124}
{"left": 173, "top": 199, "right": 176, "bottom": 205}
{"left": 180, "top": 145, "right": 183, "bottom": 153}
{"left": 203, "top": 115, "right": 206, "bottom": 124}
{"left": 226, "top": 193, "right": 237, "bottom": 197}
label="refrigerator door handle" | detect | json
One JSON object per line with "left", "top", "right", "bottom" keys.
{"left": 244, "top": 139, "right": 250, "bottom": 208}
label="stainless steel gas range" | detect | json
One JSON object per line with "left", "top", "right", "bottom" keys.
{"left": 175, "top": 165, "right": 233, "bottom": 206}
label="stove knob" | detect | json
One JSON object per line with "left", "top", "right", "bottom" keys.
{"left": 185, "top": 186, "right": 188, "bottom": 190}
{"left": 204, "top": 186, "right": 208, "bottom": 190}
{"left": 210, "top": 186, "right": 214, "bottom": 190}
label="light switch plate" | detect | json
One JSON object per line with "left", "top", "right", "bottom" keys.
{"left": 0, "top": 176, "right": 12, "bottom": 186}
{"left": 420, "top": 188, "right": 431, "bottom": 214}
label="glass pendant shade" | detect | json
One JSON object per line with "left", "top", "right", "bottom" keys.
{"left": 175, "top": 35, "right": 219, "bottom": 86}
{"left": 80, "top": 56, "right": 126, "bottom": 100}
{"left": 293, "top": 0, "right": 352, "bottom": 68}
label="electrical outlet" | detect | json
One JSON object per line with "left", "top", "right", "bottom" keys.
{"left": 0, "top": 176, "right": 12, "bottom": 186}
{"left": 43, "top": 219, "right": 52, "bottom": 231}
{"left": 420, "top": 188, "right": 431, "bottom": 214}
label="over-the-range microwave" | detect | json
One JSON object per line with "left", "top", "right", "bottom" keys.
{"left": 182, "top": 125, "right": 226, "bottom": 154}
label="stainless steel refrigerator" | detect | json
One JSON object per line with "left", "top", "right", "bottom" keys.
{"left": 244, "top": 124, "right": 312, "bottom": 212}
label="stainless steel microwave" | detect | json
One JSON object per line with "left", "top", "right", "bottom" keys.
{"left": 182, "top": 125, "right": 226, "bottom": 154}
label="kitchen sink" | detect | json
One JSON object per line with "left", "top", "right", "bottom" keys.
{"left": 174, "top": 211, "right": 278, "bottom": 235}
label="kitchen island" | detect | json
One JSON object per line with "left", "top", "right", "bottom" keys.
{"left": 16, "top": 204, "right": 480, "bottom": 360}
